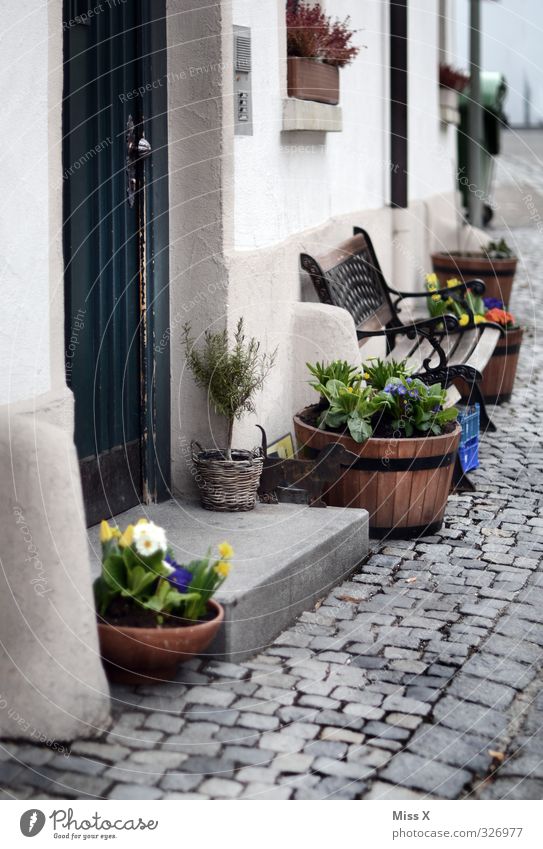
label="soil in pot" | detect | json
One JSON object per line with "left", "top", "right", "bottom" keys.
{"left": 97, "top": 599, "right": 224, "bottom": 684}
{"left": 294, "top": 406, "right": 461, "bottom": 539}
{"left": 431, "top": 251, "right": 517, "bottom": 307}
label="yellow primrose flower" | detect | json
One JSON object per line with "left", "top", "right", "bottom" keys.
{"left": 447, "top": 278, "right": 460, "bottom": 288}
{"left": 363, "top": 372, "right": 370, "bottom": 380}
{"left": 427, "top": 281, "right": 437, "bottom": 292}
{"left": 218, "top": 541, "right": 234, "bottom": 560}
{"left": 100, "top": 520, "right": 113, "bottom": 543}
{"left": 425, "top": 273, "right": 438, "bottom": 284}
{"left": 346, "top": 386, "right": 354, "bottom": 393}
{"left": 446, "top": 298, "right": 454, "bottom": 306}
{"left": 474, "top": 315, "right": 485, "bottom": 324}
{"left": 111, "top": 527, "right": 121, "bottom": 539}
{"left": 459, "top": 314, "right": 470, "bottom": 327}
{"left": 431, "top": 294, "right": 441, "bottom": 302}
{"left": 119, "top": 524, "right": 134, "bottom": 548}
{"left": 215, "top": 560, "right": 230, "bottom": 578}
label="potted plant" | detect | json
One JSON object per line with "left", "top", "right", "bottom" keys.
{"left": 431, "top": 238, "right": 518, "bottom": 307}
{"left": 286, "top": 1, "right": 360, "bottom": 106}
{"left": 183, "top": 318, "right": 276, "bottom": 512}
{"left": 438, "top": 63, "right": 469, "bottom": 126}
{"left": 479, "top": 303, "right": 524, "bottom": 404}
{"left": 294, "top": 360, "right": 460, "bottom": 539}
{"left": 425, "top": 275, "right": 524, "bottom": 404}
{"left": 94, "top": 518, "right": 233, "bottom": 682}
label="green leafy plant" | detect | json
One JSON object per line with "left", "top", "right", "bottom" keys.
{"left": 378, "top": 377, "right": 458, "bottom": 437}
{"left": 306, "top": 361, "right": 457, "bottom": 442}
{"left": 94, "top": 520, "right": 234, "bottom": 623}
{"left": 307, "top": 360, "right": 361, "bottom": 397}
{"left": 183, "top": 319, "right": 276, "bottom": 461}
{"left": 425, "top": 273, "right": 485, "bottom": 326}
{"left": 316, "top": 378, "right": 388, "bottom": 442}
{"left": 362, "top": 357, "right": 412, "bottom": 390}
{"left": 485, "top": 238, "right": 514, "bottom": 259}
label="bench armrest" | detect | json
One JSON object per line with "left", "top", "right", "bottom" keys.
{"left": 387, "top": 278, "right": 486, "bottom": 305}
{"left": 356, "top": 314, "right": 459, "bottom": 341}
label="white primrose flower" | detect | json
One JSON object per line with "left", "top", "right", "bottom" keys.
{"left": 133, "top": 521, "right": 167, "bottom": 557}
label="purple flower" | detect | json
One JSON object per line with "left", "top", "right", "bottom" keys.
{"left": 408, "top": 389, "right": 420, "bottom": 400}
{"left": 397, "top": 386, "right": 407, "bottom": 396}
{"left": 484, "top": 297, "right": 504, "bottom": 310}
{"left": 167, "top": 566, "right": 193, "bottom": 594}
{"left": 164, "top": 554, "right": 192, "bottom": 594}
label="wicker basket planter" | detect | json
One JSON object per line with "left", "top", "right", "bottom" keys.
{"left": 431, "top": 251, "right": 518, "bottom": 307}
{"left": 287, "top": 57, "right": 340, "bottom": 105}
{"left": 294, "top": 410, "right": 461, "bottom": 539}
{"left": 192, "top": 443, "right": 263, "bottom": 512}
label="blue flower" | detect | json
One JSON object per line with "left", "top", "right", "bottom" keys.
{"left": 164, "top": 554, "right": 192, "bottom": 594}
{"left": 397, "top": 385, "right": 407, "bottom": 396}
{"left": 167, "top": 566, "right": 193, "bottom": 594}
{"left": 408, "top": 389, "right": 419, "bottom": 399}
{"left": 484, "top": 297, "right": 504, "bottom": 310}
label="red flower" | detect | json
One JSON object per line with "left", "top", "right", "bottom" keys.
{"left": 484, "top": 308, "right": 515, "bottom": 326}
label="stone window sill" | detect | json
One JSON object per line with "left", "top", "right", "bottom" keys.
{"left": 282, "top": 98, "right": 343, "bottom": 132}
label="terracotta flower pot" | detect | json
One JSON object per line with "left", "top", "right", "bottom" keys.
{"left": 98, "top": 600, "right": 224, "bottom": 684}
{"left": 294, "top": 411, "right": 461, "bottom": 539}
{"left": 431, "top": 252, "right": 518, "bottom": 308}
{"left": 287, "top": 57, "right": 340, "bottom": 105}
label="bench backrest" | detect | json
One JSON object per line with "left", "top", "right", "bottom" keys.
{"left": 300, "top": 229, "right": 396, "bottom": 330}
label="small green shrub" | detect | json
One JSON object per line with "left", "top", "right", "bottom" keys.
{"left": 183, "top": 319, "right": 276, "bottom": 460}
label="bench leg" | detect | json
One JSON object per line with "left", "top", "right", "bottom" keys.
{"left": 466, "top": 381, "right": 497, "bottom": 433}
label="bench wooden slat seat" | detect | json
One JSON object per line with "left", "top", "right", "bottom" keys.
{"left": 300, "top": 227, "right": 503, "bottom": 431}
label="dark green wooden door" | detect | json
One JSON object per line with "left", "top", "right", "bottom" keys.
{"left": 63, "top": 1, "right": 170, "bottom": 525}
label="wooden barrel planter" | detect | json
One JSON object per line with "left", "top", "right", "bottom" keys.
{"left": 294, "top": 411, "right": 461, "bottom": 539}
{"left": 431, "top": 252, "right": 518, "bottom": 307}
{"left": 455, "top": 326, "right": 524, "bottom": 405}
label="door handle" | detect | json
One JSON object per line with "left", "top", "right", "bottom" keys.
{"left": 128, "top": 136, "right": 152, "bottom": 160}
{"left": 126, "top": 115, "right": 151, "bottom": 207}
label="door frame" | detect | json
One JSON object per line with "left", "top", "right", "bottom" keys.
{"left": 138, "top": 0, "right": 171, "bottom": 503}
{"left": 62, "top": 0, "right": 171, "bottom": 510}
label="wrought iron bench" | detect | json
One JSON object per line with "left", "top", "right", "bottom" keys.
{"left": 300, "top": 227, "right": 503, "bottom": 432}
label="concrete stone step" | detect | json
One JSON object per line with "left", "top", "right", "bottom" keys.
{"left": 88, "top": 501, "right": 368, "bottom": 662}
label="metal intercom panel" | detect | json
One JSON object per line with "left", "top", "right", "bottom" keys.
{"left": 234, "top": 26, "right": 253, "bottom": 136}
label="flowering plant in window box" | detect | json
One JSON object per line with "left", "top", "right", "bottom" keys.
{"left": 286, "top": 1, "right": 360, "bottom": 105}
{"left": 94, "top": 518, "right": 232, "bottom": 681}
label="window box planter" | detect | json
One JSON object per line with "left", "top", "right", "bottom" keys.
{"left": 287, "top": 57, "right": 340, "bottom": 106}
{"left": 431, "top": 252, "right": 518, "bottom": 308}
{"left": 294, "top": 410, "right": 461, "bottom": 539}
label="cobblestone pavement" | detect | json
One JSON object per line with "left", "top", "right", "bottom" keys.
{"left": 1, "top": 131, "right": 543, "bottom": 801}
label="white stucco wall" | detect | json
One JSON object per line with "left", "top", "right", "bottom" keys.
{"left": 0, "top": 0, "right": 52, "bottom": 404}
{"left": 232, "top": 0, "right": 389, "bottom": 250}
